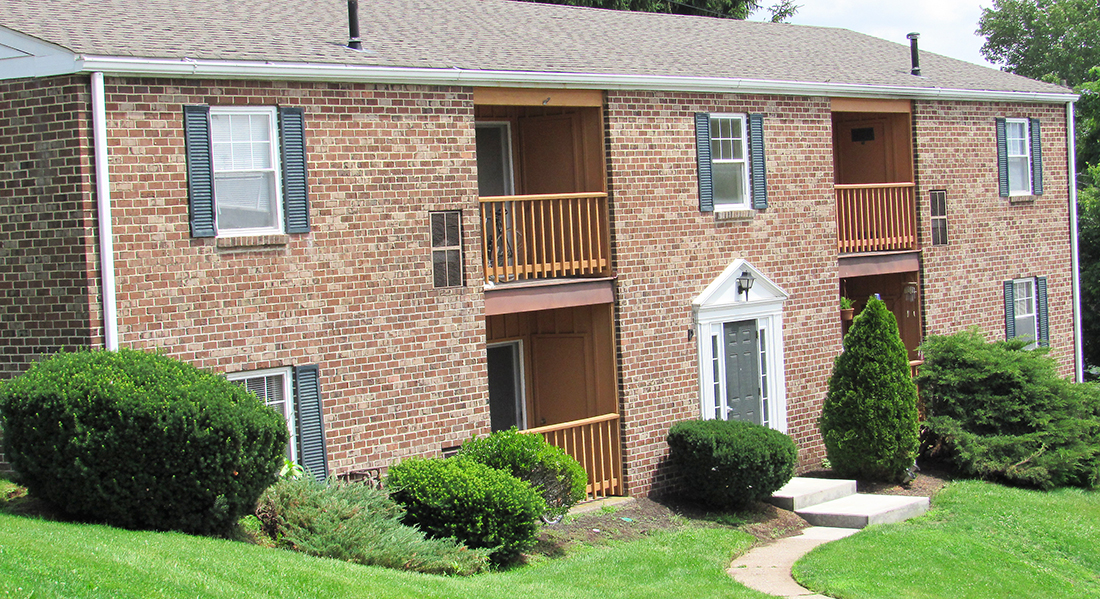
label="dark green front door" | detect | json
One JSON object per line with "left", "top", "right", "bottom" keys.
{"left": 723, "top": 320, "right": 761, "bottom": 425}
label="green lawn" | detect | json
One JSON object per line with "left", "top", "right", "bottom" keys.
{"left": 0, "top": 510, "right": 771, "bottom": 599}
{"left": 793, "top": 480, "right": 1100, "bottom": 599}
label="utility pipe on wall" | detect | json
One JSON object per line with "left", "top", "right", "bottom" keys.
{"left": 1068, "top": 101, "right": 1082, "bottom": 381}
{"left": 91, "top": 72, "right": 118, "bottom": 350}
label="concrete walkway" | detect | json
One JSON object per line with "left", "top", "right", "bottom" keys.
{"left": 727, "top": 526, "right": 857, "bottom": 598}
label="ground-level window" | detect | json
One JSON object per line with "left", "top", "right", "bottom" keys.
{"left": 1004, "top": 276, "right": 1049, "bottom": 348}
{"left": 227, "top": 367, "right": 296, "bottom": 461}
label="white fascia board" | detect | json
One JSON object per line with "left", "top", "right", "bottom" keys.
{"left": 0, "top": 27, "right": 81, "bottom": 79}
{"left": 76, "top": 55, "right": 1080, "bottom": 105}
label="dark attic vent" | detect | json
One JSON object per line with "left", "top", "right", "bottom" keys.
{"left": 907, "top": 32, "right": 921, "bottom": 76}
{"left": 347, "top": 0, "right": 363, "bottom": 50}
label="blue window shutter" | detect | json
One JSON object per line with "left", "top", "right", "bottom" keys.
{"left": 183, "top": 105, "right": 215, "bottom": 237}
{"left": 749, "top": 113, "right": 768, "bottom": 210}
{"left": 1004, "top": 280, "right": 1016, "bottom": 339}
{"left": 279, "top": 107, "right": 310, "bottom": 233}
{"left": 695, "top": 113, "right": 714, "bottom": 213}
{"left": 1029, "top": 118, "right": 1043, "bottom": 195}
{"left": 1036, "top": 276, "right": 1049, "bottom": 346}
{"left": 995, "top": 118, "right": 1009, "bottom": 197}
{"left": 295, "top": 364, "right": 328, "bottom": 482}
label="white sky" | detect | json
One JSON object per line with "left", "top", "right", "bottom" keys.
{"left": 754, "top": 0, "right": 997, "bottom": 68}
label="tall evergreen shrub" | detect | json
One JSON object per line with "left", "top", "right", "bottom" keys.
{"left": 918, "top": 329, "right": 1100, "bottom": 489}
{"left": 819, "top": 297, "right": 919, "bottom": 481}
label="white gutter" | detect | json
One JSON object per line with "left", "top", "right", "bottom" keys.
{"left": 90, "top": 72, "right": 119, "bottom": 351}
{"left": 1068, "top": 101, "right": 1083, "bottom": 381}
{"left": 74, "top": 55, "right": 1079, "bottom": 105}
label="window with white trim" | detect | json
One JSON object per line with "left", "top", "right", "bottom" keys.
{"left": 211, "top": 107, "right": 282, "bottom": 234}
{"left": 228, "top": 367, "right": 296, "bottom": 461}
{"left": 709, "top": 114, "right": 750, "bottom": 210}
{"left": 930, "top": 190, "right": 948, "bottom": 246}
{"left": 996, "top": 117, "right": 1042, "bottom": 197}
{"left": 695, "top": 112, "right": 767, "bottom": 212}
{"left": 1005, "top": 118, "right": 1032, "bottom": 195}
{"left": 1013, "top": 278, "right": 1038, "bottom": 346}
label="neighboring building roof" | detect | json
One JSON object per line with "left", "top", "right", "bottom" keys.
{"left": 0, "top": 0, "right": 1071, "bottom": 98}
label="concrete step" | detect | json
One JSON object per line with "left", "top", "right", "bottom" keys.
{"left": 767, "top": 477, "right": 858, "bottom": 511}
{"left": 795, "top": 493, "right": 929, "bottom": 529}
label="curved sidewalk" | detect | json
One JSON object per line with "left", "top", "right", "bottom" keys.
{"left": 728, "top": 526, "right": 857, "bottom": 598}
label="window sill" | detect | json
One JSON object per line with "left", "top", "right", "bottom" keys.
{"left": 1008, "top": 195, "right": 1036, "bottom": 205}
{"left": 714, "top": 209, "right": 755, "bottom": 222}
{"left": 215, "top": 234, "right": 290, "bottom": 249}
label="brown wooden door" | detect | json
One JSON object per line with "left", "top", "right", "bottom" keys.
{"left": 530, "top": 334, "right": 590, "bottom": 427}
{"left": 518, "top": 114, "right": 580, "bottom": 194}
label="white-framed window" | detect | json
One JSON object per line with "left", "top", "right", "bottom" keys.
{"left": 709, "top": 113, "right": 750, "bottom": 210}
{"left": 1005, "top": 118, "right": 1032, "bottom": 195}
{"left": 211, "top": 107, "right": 283, "bottom": 235}
{"left": 227, "top": 367, "right": 296, "bottom": 461}
{"left": 1013, "top": 278, "right": 1038, "bottom": 346}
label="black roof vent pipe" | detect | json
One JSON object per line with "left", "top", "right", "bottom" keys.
{"left": 907, "top": 32, "right": 921, "bottom": 76}
{"left": 347, "top": 0, "right": 363, "bottom": 50}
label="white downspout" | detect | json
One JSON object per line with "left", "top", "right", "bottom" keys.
{"left": 1068, "top": 101, "right": 1082, "bottom": 381}
{"left": 91, "top": 72, "right": 118, "bottom": 350}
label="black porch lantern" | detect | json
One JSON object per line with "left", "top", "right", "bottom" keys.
{"left": 736, "top": 270, "right": 755, "bottom": 300}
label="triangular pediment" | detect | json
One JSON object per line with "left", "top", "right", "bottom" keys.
{"left": 693, "top": 259, "right": 788, "bottom": 310}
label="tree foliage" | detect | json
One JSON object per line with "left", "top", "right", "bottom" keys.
{"left": 514, "top": 0, "right": 799, "bottom": 22}
{"left": 978, "top": 0, "right": 1100, "bottom": 87}
{"left": 820, "top": 298, "right": 920, "bottom": 482}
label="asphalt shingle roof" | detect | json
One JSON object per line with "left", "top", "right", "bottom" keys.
{"left": 0, "top": 0, "right": 1069, "bottom": 95}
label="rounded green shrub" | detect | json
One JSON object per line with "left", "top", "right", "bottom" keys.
{"left": 820, "top": 297, "right": 920, "bottom": 482}
{"left": 457, "top": 428, "right": 587, "bottom": 519}
{"left": 385, "top": 456, "right": 546, "bottom": 563}
{"left": 0, "top": 349, "right": 288, "bottom": 535}
{"left": 255, "top": 477, "right": 490, "bottom": 575}
{"left": 666, "top": 418, "right": 797, "bottom": 508}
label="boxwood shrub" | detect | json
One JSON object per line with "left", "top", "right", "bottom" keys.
{"left": 457, "top": 428, "right": 587, "bottom": 519}
{"left": 0, "top": 349, "right": 288, "bottom": 535}
{"left": 667, "top": 418, "right": 797, "bottom": 509}
{"left": 386, "top": 456, "right": 546, "bottom": 563}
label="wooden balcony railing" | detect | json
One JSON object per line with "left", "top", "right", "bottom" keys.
{"left": 479, "top": 192, "right": 611, "bottom": 284}
{"left": 836, "top": 183, "right": 917, "bottom": 254}
{"left": 522, "top": 412, "right": 623, "bottom": 500}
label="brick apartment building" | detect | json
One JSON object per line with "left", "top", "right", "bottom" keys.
{"left": 0, "top": 0, "right": 1081, "bottom": 497}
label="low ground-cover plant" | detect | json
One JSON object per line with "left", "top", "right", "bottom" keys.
{"left": 917, "top": 329, "right": 1100, "bottom": 489}
{"left": 667, "top": 418, "right": 797, "bottom": 508}
{"left": 386, "top": 456, "right": 546, "bottom": 563}
{"left": 0, "top": 349, "right": 287, "bottom": 535}
{"left": 457, "top": 428, "right": 587, "bottom": 520}
{"left": 820, "top": 297, "right": 919, "bottom": 482}
{"left": 254, "top": 476, "right": 490, "bottom": 575}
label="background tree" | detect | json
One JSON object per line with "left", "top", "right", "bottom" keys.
{"left": 515, "top": 0, "right": 799, "bottom": 22}
{"left": 979, "top": 0, "right": 1100, "bottom": 373}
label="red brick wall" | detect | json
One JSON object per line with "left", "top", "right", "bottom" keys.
{"left": 913, "top": 101, "right": 1075, "bottom": 376}
{"left": 102, "top": 78, "right": 488, "bottom": 475}
{"left": 0, "top": 76, "right": 98, "bottom": 378}
{"left": 605, "top": 92, "right": 841, "bottom": 495}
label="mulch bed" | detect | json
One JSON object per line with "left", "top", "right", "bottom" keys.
{"left": 528, "top": 463, "right": 955, "bottom": 561}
